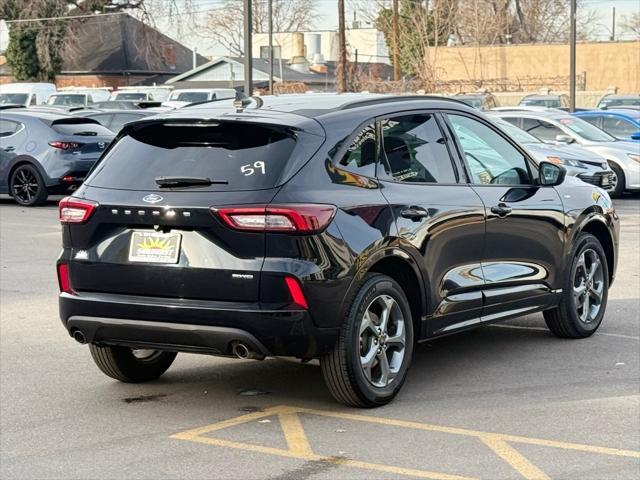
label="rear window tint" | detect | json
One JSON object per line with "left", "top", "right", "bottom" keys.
{"left": 52, "top": 122, "right": 113, "bottom": 136}
{"left": 86, "top": 121, "right": 302, "bottom": 191}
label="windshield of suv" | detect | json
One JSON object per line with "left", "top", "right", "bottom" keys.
{"left": 599, "top": 97, "right": 640, "bottom": 108}
{"left": 557, "top": 117, "right": 617, "bottom": 142}
{"left": 114, "top": 92, "right": 149, "bottom": 101}
{"left": 456, "top": 97, "right": 483, "bottom": 109}
{"left": 170, "top": 91, "right": 210, "bottom": 103}
{"left": 47, "top": 94, "right": 86, "bottom": 106}
{"left": 86, "top": 121, "right": 305, "bottom": 191}
{"left": 0, "top": 93, "right": 28, "bottom": 105}
{"left": 521, "top": 98, "right": 561, "bottom": 108}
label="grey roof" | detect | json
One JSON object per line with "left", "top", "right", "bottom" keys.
{"left": 61, "top": 14, "right": 208, "bottom": 75}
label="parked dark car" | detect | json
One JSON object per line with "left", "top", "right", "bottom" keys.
{"left": 596, "top": 94, "right": 640, "bottom": 110}
{"left": 57, "top": 94, "right": 619, "bottom": 407}
{"left": 0, "top": 110, "right": 114, "bottom": 206}
{"left": 454, "top": 92, "right": 500, "bottom": 110}
{"left": 519, "top": 94, "right": 570, "bottom": 108}
{"left": 80, "top": 110, "right": 154, "bottom": 134}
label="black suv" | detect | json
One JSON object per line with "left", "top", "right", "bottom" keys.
{"left": 57, "top": 94, "right": 619, "bottom": 407}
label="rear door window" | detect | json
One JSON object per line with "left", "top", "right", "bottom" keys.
{"left": 86, "top": 121, "right": 316, "bottom": 191}
{"left": 380, "top": 114, "right": 457, "bottom": 184}
{"left": 602, "top": 116, "right": 637, "bottom": 138}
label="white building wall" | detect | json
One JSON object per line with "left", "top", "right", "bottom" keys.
{"left": 252, "top": 29, "right": 390, "bottom": 65}
{"left": 187, "top": 61, "right": 270, "bottom": 82}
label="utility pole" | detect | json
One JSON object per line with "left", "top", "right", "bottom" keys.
{"left": 569, "top": 0, "right": 576, "bottom": 112}
{"left": 268, "top": 0, "right": 274, "bottom": 94}
{"left": 337, "top": 0, "right": 347, "bottom": 93}
{"left": 243, "top": 0, "right": 253, "bottom": 96}
{"left": 392, "top": 0, "right": 400, "bottom": 81}
{"left": 611, "top": 7, "right": 616, "bottom": 41}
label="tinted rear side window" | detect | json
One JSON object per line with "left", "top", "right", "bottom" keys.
{"left": 86, "top": 121, "right": 303, "bottom": 191}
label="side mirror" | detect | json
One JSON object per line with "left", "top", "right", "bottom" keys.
{"left": 539, "top": 161, "right": 566, "bottom": 186}
{"left": 630, "top": 131, "right": 640, "bottom": 141}
{"left": 555, "top": 134, "right": 574, "bottom": 144}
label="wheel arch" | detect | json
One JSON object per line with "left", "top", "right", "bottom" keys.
{"left": 7, "top": 157, "right": 46, "bottom": 189}
{"left": 578, "top": 217, "right": 616, "bottom": 284}
{"left": 349, "top": 248, "right": 427, "bottom": 341}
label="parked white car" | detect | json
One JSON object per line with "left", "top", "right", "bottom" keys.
{"left": 0, "top": 82, "right": 56, "bottom": 106}
{"left": 110, "top": 86, "right": 173, "bottom": 102}
{"left": 165, "top": 88, "right": 236, "bottom": 105}
{"left": 54, "top": 87, "right": 112, "bottom": 103}
{"left": 495, "top": 109, "right": 640, "bottom": 197}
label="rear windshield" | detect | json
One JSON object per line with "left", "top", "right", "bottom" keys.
{"left": 48, "top": 94, "right": 86, "bottom": 106}
{"left": 115, "top": 93, "right": 148, "bottom": 101}
{"left": 52, "top": 122, "right": 114, "bottom": 136}
{"left": 172, "top": 92, "right": 210, "bottom": 103}
{"left": 0, "top": 93, "right": 28, "bottom": 105}
{"left": 86, "top": 121, "right": 306, "bottom": 191}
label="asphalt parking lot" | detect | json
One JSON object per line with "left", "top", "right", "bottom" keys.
{"left": 1, "top": 194, "right": 638, "bottom": 480}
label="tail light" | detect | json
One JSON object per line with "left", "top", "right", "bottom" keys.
{"left": 49, "top": 141, "right": 83, "bottom": 150}
{"left": 59, "top": 197, "right": 98, "bottom": 224}
{"left": 285, "top": 276, "right": 308, "bottom": 309}
{"left": 57, "top": 263, "right": 74, "bottom": 294}
{"left": 213, "top": 204, "right": 336, "bottom": 233}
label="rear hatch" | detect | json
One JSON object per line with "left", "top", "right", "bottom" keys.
{"left": 50, "top": 118, "right": 114, "bottom": 161}
{"left": 66, "top": 116, "right": 324, "bottom": 302}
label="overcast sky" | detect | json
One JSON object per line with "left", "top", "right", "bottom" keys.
{"left": 0, "top": 0, "right": 638, "bottom": 56}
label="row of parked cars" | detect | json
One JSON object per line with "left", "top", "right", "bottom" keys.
{"left": 0, "top": 83, "right": 238, "bottom": 107}
{"left": 0, "top": 88, "right": 638, "bottom": 206}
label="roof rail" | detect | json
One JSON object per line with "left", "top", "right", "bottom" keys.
{"left": 339, "top": 94, "right": 470, "bottom": 111}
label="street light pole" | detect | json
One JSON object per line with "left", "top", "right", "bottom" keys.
{"left": 392, "top": 0, "right": 400, "bottom": 81}
{"left": 243, "top": 0, "right": 253, "bottom": 96}
{"left": 569, "top": 0, "right": 576, "bottom": 112}
{"left": 268, "top": 0, "right": 273, "bottom": 94}
{"left": 337, "top": 0, "right": 347, "bottom": 93}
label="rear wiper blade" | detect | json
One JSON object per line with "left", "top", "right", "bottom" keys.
{"left": 155, "top": 176, "right": 228, "bottom": 187}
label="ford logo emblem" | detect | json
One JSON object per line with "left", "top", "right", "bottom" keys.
{"left": 142, "top": 194, "right": 163, "bottom": 204}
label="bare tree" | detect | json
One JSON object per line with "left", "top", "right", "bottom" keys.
{"left": 199, "top": 0, "right": 316, "bottom": 56}
{"left": 621, "top": 11, "right": 640, "bottom": 38}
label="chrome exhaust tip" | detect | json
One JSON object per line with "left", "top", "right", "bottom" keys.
{"left": 72, "top": 330, "right": 86, "bottom": 344}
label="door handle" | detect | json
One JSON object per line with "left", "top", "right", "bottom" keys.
{"left": 3, "top": 146, "right": 15, "bottom": 152}
{"left": 490, "top": 203, "right": 512, "bottom": 217}
{"left": 400, "top": 206, "right": 430, "bottom": 221}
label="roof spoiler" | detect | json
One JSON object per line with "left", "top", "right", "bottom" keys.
{"left": 135, "top": 101, "right": 163, "bottom": 109}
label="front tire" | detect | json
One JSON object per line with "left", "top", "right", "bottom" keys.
{"left": 607, "top": 162, "right": 625, "bottom": 199}
{"left": 89, "top": 345, "right": 177, "bottom": 382}
{"left": 544, "top": 233, "right": 609, "bottom": 338}
{"left": 10, "top": 164, "right": 48, "bottom": 206}
{"left": 320, "top": 274, "right": 414, "bottom": 407}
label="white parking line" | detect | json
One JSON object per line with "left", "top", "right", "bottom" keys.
{"left": 488, "top": 323, "right": 640, "bottom": 341}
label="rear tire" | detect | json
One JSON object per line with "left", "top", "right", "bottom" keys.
{"left": 544, "top": 233, "right": 609, "bottom": 338}
{"left": 608, "top": 162, "right": 625, "bottom": 199}
{"left": 10, "top": 164, "right": 48, "bottom": 207}
{"left": 89, "top": 345, "right": 177, "bottom": 382}
{"left": 320, "top": 274, "right": 414, "bottom": 407}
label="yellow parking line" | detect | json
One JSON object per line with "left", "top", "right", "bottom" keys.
{"left": 171, "top": 405, "right": 640, "bottom": 480}
{"left": 278, "top": 409, "right": 314, "bottom": 457}
{"left": 481, "top": 435, "right": 550, "bottom": 480}
{"left": 297, "top": 407, "right": 640, "bottom": 459}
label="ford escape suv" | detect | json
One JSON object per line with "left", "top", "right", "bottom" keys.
{"left": 57, "top": 94, "right": 618, "bottom": 407}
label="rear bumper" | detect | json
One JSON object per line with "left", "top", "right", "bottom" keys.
{"left": 59, "top": 292, "right": 339, "bottom": 358}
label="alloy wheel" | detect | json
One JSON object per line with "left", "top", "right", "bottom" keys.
{"left": 359, "top": 294, "right": 406, "bottom": 388}
{"left": 11, "top": 167, "right": 40, "bottom": 205}
{"left": 573, "top": 248, "right": 604, "bottom": 324}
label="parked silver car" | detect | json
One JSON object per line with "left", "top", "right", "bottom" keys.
{"left": 489, "top": 116, "right": 615, "bottom": 190}
{"left": 494, "top": 109, "right": 640, "bottom": 197}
